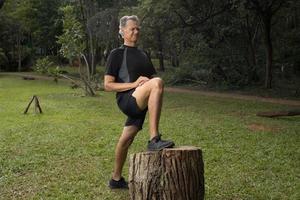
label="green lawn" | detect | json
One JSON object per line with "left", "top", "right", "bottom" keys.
{"left": 0, "top": 75, "right": 299, "bottom": 199}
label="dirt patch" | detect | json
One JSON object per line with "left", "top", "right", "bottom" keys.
{"left": 247, "top": 123, "right": 281, "bottom": 132}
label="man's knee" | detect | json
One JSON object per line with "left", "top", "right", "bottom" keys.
{"left": 119, "top": 134, "right": 136, "bottom": 148}
{"left": 121, "top": 126, "right": 139, "bottom": 145}
{"left": 150, "top": 77, "right": 164, "bottom": 89}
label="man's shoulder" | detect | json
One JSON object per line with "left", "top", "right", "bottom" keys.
{"left": 110, "top": 46, "right": 124, "bottom": 53}
{"left": 136, "top": 48, "right": 150, "bottom": 59}
{"left": 110, "top": 46, "right": 125, "bottom": 55}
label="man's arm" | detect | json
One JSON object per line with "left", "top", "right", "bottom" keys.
{"left": 104, "top": 75, "right": 149, "bottom": 92}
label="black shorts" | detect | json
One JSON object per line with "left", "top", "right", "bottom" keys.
{"left": 117, "top": 89, "right": 147, "bottom": 130}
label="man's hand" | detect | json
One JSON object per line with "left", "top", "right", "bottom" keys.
{"left": 134, "top": 76, "right": 149, "bottom": 87}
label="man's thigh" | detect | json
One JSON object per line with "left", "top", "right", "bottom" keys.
{"left": 132, "top": 80, "right": 153, "bottom": 110}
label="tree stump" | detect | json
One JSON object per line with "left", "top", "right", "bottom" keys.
{"left": 129, "top": 146, "right": 204, "bottom": 200}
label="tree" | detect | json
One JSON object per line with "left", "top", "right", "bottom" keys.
{"left": 245, "top": 0, "right": 285, "bottom": 88}
{"left": 134, "top": 0, "right": 181, "bottom": 71}
{"left": 86, "top": 8, "right": 119, "bottom": 65}
{"left": 31, "top": 0, "right": 62, "bottom": 56}
{"left": 57, "top": 5, "right": 95, "bottom": 96}
{"left": 0, "top": 0, "right": 62, "bottom": 71}
{"left": 75, "top": 0, "right": 137, "bottom": 72}
{"left": 2, "top": 0, "right": 33, "bottom": 71}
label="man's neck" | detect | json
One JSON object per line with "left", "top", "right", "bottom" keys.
{"left": 124, "top": 41, "right": 137, "bottom": 47}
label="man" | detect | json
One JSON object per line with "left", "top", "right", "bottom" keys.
{"left": 104, "top": 15, "right": 175, "bottom": 189}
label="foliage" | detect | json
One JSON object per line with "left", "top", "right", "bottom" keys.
{"left": 57, "top": 5, "right": 96, "bottom": 96}
{"left": 48, "top": 66, "right": 63, "bottom": 83}
{"left": 0, "top": 76, "right": 299, "bottom": 199}
{"left": 34, "top": 57, "right": 54, "bottom": 74}
{"left": 33, "top": 57, "right": 62, "bottom": 83}
{"left": 135, "top": 0, "right": 299, "bottom": 88}
{"left": 0, "top": 0, "right": 62, "bottom": 71}
{"left": 31, "top": 0, "right": 62, "bottom": 55}
{"left": 57, "top": 5, "right": 85, "bottom": 61}
{"left": 0, "top": 0, "right": 299, "bottom": 91}
{"left": 160, "top": 65, "right": 209, "bottom": 86}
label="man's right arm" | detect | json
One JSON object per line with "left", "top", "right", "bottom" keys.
{"left": 104, "top": 75, "right": 149, "bottom": 92}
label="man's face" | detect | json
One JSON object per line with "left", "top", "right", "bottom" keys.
{"left": 123, "top": 20, "right": 140, "bottom": 43}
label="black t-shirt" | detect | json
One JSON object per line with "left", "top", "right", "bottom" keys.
{"left": 105, "top": 45, "right": 156, "bottom": 97}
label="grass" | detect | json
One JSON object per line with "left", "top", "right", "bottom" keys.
{"left": 0, "top": 74, "right": 299, "bottom": 199}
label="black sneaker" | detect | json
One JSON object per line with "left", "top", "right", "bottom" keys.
{"left": 108, "top": 177, "right": 128, "bottom": 189}
{"left": 147, "top": 134, "right": 175, "bottom": 151}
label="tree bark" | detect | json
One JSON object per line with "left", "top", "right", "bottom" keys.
{"left": 129, "top": 146, "right": 205, "bottom": 200}
{"left": 17, "top": 32, "right": 22, "bottom": 72}
{"left": 156, "top": 29, "right": 165, "bottom": 72}
{"left": 245, "top": 15, "right": 260, "bottom": 83}
{"left": 0, "top": 0, "right": 5, "bottom": 10}
{"left": 262, "top": 14, "right": 273, "bottom": 89}
{"left": 170, "top": 47, "right": 179, "bottom": 68}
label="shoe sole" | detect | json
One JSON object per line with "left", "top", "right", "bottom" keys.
{"left": 147, "top": 142, "right": 175, "bottom": 151}
{"left": 108, "top": 184, "right": 129, "bottom": 189}
{"left": 109, "top": 186, "right": 129, "bottom": 189}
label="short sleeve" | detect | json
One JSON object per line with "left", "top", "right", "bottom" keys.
{"left": 105, "top": 49, "right": 121, "bottom": 78}
{"left": 145, "top": 52, "right": 156, "bottom": 76}
{"left": 149, "top": 59, "right": 156, "bottom": 76}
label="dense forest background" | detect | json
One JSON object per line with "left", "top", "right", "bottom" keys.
{"left": 0, "top": 0, "right": 299, "bottom": 92}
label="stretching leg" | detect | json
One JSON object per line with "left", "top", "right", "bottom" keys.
{"left": 132, "top": 77, "right": 164, "bottom": 140}
{"left": 112, "top": 125, "right": 139, "bottom": 180}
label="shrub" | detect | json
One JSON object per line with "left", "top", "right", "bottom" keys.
{"left": 48, "top": 66, "right": 62, "bottom": 83}
{"left": 160, "top": 65, "right": 209, "bottom": 86}
{"left": 34, "top": 57, "right": 54, "bottom": 74}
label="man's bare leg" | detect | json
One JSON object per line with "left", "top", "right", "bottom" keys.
{"left": 112, "top": 125, "right": 139, "bottom": 180}
{"left": 132, "top": 77, "right": 163, "bottom": 140}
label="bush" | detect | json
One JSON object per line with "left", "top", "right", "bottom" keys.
{"left": 48, "top": 66, "right": 62, "bottom": 76}
{"left": 34, "top": 57, "right": 54, "bottom": 74}
{"left": 48, "top": 66, "right": 62, "bottom": 83}
{"left": 159, "top": 65, "right": 209, "bottom": 86}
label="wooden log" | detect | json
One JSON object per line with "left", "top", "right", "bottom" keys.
{"left": 129, "top": 146, "right": 204, "bottom": 200}
{"left": 256, "top": 110, "right": 300, "bottom": 117}
{"left": 22, "top": 76, "right": 35, "bottom": 80}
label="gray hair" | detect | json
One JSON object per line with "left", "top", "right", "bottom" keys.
{"left": 119, "top": 15, "right": 139, "bottom": 36}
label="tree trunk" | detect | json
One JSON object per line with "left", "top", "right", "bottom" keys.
{"left": 88, "top": 28, "right": 95, "bottom": 75}
{"left": 262, "top": 14, "right": 273, "bottom": 89}
{"left": 247, "top": 22, "right": 259, "bottom": 83}
{"left": 129, "top": 146, "right": 205, "bottom": 200}
{"left": 0, "top": 0, "right": 5, "bottom": 10}
{"left": 170, "top": 48, "right": 179, "bottom": 67}
{"left": 156, "top": 29, "right": 165, "bottom": 72}
{"left": 17, "top": 33, "right": 22, "bottom": 72}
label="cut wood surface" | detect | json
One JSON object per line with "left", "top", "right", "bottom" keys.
{"left": 129, "top": 146, "right": 204, "bottom": 200}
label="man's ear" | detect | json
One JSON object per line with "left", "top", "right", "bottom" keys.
{"left": 119, "top": 30, "right": 124, "bottom": 37}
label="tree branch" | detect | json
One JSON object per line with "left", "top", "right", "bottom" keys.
{"left": 271, "top": 0, "right": 285, "bottom": 15}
